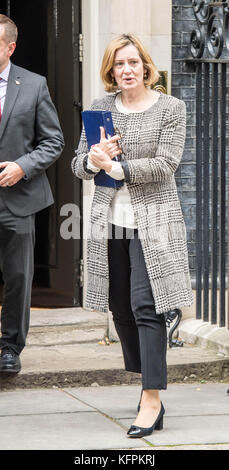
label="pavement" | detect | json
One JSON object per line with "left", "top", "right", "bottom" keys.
{"left": 0, "top": 383, "right": 229, "bottom": 450}
{"left": 0, "top": 307, "right": 229, "bottom": 451}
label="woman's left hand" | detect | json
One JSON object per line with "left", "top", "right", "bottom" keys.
{"left": 97, "top": 127, "right": 121, "bottom": 159}
{"left": 89, "top": 127, "right": 121, "bottom": 172}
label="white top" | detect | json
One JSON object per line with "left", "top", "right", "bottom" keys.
{"left": 87, "top": 92, "right": 151, "bottom": 228}
{"left": 0, "top": 61, "right": 11, "bottom": 114}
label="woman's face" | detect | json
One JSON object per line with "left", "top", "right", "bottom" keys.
{"left": 112, "top": 44, "right": 146, "bottom": 92}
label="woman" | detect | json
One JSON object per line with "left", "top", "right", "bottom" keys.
{"left": 72, "top": 34, "right": 193, "bottom": 438}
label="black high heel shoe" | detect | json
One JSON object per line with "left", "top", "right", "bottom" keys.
{"left": 127, "top": 402, "right": 165, "bottom": 438}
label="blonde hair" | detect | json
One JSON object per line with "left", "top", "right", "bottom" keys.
{"left": 0, "top": 14, "right": 18, "bottom": 43}
{"left": 100, "top": 34, "right": 160, "bottom": 93}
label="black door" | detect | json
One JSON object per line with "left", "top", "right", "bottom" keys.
{"left": 0, "top": 0, "right": 82, "bottom": 307}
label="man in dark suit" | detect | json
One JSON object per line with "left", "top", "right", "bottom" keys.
{"left": 0, "top": 14, "right": 64, "bottom": 372}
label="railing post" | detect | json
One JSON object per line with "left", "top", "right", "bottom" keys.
{"left": 219, "top": 62, "right": 226, "bottom": 328}
{"left": 203, "top": 62, "right": 210, "bottom": 323}
{"left": 196, "top": 62, "right": 203, "bottom": 320}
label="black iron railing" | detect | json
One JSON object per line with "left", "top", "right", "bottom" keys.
{"left": 180, "top": 0, "right": 229, "bottom": 328}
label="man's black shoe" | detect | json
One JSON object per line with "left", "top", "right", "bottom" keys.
{"left": 0, "top": 348, "right": 21, "bottom": 373}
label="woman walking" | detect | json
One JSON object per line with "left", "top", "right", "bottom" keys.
{"left": 72, "top": 34, "right": 193, "bottom": 438}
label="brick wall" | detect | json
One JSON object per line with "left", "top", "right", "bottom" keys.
{"left": 172, "top": 0, "right": 197, "bottom": 280}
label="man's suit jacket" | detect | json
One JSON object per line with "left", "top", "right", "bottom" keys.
{"left": 0, "top": 63, "right": 64, "bottom": 216}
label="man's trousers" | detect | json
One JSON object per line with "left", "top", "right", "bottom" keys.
{"left": 108, "top": 224, "right": 167, "bottom": 390}
{"left": 0, "top": 195, "right": 35, "bottom": 355}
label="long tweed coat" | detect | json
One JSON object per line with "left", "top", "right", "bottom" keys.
{"left": 72, "top": 92, "right": 194, "bottom": 314}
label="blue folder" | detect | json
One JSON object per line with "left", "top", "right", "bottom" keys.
{"left": 81, "top": 110, "right": 124, "bottom": 188}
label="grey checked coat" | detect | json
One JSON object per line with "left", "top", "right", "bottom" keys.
{"left": 72, "top": 92, "right": 194, "bottom": 314}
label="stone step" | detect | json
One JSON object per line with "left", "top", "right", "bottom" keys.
{"left": 27, "top": 325, "right": 106, "bottom": 347}
{"left": 27, "top": 307, "right": 180, "bottom": 346}
{"left": 27, "top": 307, "right": 107, "bottom": 346}
{"left": 1, "top": 340, "right": 228, "bottom": 391}
{"left": 29, "top": 307, "right": 107, "bottom": 329}
{"left": 1, "top": 308, "right": 229, "bottom": 391}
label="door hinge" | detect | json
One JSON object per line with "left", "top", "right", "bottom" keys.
{"left": 79, "top": 258, "right": 84, "bottom": 287}
{"left": 79, "top": 33, "right": 83, "bottom": 63}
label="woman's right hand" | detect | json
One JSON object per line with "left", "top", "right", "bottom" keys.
{"left": 89, "top": 145, "right": 112, "bottom": 173}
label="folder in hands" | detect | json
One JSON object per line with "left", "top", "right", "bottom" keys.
{"left": 81, "top": 110, "right": 124, "bottom": 188}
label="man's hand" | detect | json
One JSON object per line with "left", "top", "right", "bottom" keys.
{"left": 0, "top": 162, "right": 25, "bottom": 187}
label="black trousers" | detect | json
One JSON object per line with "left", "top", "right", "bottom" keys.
{"left": 0, "top": 196, "right": 35, "bottom": 355}
{"left": 108, "top": 224, "right": 167, "bottom": 390}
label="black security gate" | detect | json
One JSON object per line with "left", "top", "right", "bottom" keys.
{"left": 185, "top": 0, "right": 229, "bottom": 328}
